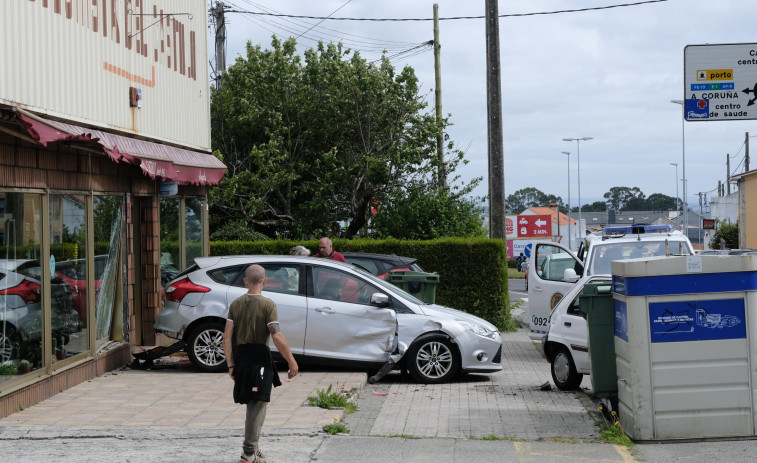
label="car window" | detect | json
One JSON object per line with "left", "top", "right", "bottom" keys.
{"left": 534, "top": 244, "right": 575, "bottom": 282}
{"left": 261, "top": 264, "right": 301, "bottom": 295}
{"left": 566, "top": 294, "right": 584, "bottom": 317}
{"left": 312, "top": 266, "right": 381, "bottom": 304}
{"left": 589, "top": 239, "right": 691, "bottom": 275}
{"left": 209, "top": 265, "right": 247, "bottom": 286}
{"left": 345, "top": 257, "right": 380, "bottom": 275}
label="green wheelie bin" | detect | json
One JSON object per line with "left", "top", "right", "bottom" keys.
{"left": 385, "top": 270, "right": 439, "bottom": 304}
{"left": 578, "top": 281, "right": 618, "bottom": 398}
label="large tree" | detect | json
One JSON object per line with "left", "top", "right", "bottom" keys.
{"left": 506, "top": 187, "right": 563, "bottom": 214}
{"left": 210, "top": 37, "right": 466, "bottom": 239}
{"left": 603, "top": 186, "right": 645, "bottom": 211}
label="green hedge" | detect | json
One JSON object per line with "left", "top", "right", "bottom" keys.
{"left": 209, "top": 238, "right": 511, "bottom": 330}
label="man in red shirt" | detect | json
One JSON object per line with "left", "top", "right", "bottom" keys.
{"left": 315, "top": 237, "right": 346, "bottom": 262}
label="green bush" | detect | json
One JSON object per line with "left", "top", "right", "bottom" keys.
{"left": 209, "top": 238, "right": 511, "bottom": 329}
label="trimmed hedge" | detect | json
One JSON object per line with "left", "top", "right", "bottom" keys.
{"left": 209, "top": 238, "right": 511, "bottom": 330}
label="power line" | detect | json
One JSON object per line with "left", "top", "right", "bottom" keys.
{"left": 296, "top": 0, "right": 351, "bottom": 40}
{"left": 225, "top": 0, "right": 668, "bottom": 22}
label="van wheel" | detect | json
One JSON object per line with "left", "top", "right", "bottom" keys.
{"left": 550, "top": 346, "right": 583, "bottom": 390}
{"left": 186, "top": 321, "right": 227, "bottom": 372}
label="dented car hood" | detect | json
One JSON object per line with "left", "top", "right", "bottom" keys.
{"left": 416, "top": 303, "right": 498, "bottom": 331}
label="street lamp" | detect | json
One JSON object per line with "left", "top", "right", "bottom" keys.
{"left": 670, "top": 162, "right": 679, "bottom": 223}
{"left": 561, "top": 151, "right": 572, "bottom": 251}
{"left": 670, "top": 100, "right": 688, "bottom": 237}
{"left": 562, "top": 137, "right": 593, "bottom": 241}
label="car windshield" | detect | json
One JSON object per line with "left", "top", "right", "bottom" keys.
{"left": 588, "top": 240, "right": 691, "bottom": 275}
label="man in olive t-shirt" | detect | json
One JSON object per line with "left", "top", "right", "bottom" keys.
{"left": 223, "top": 264, "right": 298, "bottom": 463}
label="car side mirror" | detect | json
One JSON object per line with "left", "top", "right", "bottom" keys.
{"left": 370, "top": 293, "right": 390, "bottom": 307}
{"left": 563, "top": 268, "right": 579, "bottom": 283}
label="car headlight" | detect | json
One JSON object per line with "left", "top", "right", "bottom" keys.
{"left": 457, "top": 321, "right": 497, "bottom": 339}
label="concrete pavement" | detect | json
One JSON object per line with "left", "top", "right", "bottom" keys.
{"left": 0, "top": 327, "right": 639, "bottom": 462}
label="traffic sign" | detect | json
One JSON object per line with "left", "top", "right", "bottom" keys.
{"left": 517, "top": 214, "right": 552, "bottom": 238}
{"left": 524, "top": 242, "right": 533, "bottom": 259}
{"left": 684, "top": 43, "right": 757, "bottom": 121}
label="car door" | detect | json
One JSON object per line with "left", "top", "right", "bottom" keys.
{"left": 226, "top": 263, "right": 307, "bottom": 355}
{"left": 548, "top": 283, "right": 590, "bottom": 374}
{"left": 527, "top": 241, "right": 582, "bottom": 340}
{"left": 306, "top": 265, "right": 397, "bottom": 363}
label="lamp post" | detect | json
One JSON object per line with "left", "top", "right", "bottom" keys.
{"left": 670, "top": 162, "right": 679, "bottom": 223}
{"left": 561, "top": 151, "right": 572, "bottom": 251}
{"left": 562, "top": 137, "right": 593, "bottom": 241}
{"left": 670, "top": 100, "right": 687, "bottom": 237}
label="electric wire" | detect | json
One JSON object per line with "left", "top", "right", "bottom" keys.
{"left": 224, "top": 0, "right": 668, "bottom": 22}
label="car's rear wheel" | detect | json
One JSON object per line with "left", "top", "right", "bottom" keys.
{"left": 406, "top": 335, "right": 460, "bottom": 384}
{"left": 550, "top": 345, "right": 583, "bottom": 390}
{"left": 186, "top": 321, "right": 227, "bottom": 372}
{"left": 0, "top": 325, "right": 20, "bottom": 363}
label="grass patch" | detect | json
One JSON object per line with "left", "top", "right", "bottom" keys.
{"left": 476, "top": 434, "right": 517, "bottom": 441}
{"left": 508, "top": 268, "right": 525, "bottom": 279}
{"left": 323, "top": 419, "right": 349, "bottom": 435}
{"left": 599, "top": 424, "right": 633, "bottom": 447}
{"left": 307, "top": 384, "right": 357, "bottom": 414}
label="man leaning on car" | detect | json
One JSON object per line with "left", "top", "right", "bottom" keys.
{"left": 314, "top": 237, "right": 346, "bottom": 262}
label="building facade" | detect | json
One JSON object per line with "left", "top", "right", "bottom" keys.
{"left": 0, "top": 1, "right": 225, "bottom": 416}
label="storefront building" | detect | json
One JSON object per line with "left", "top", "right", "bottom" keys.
{"left": 0, "top": 1, "right": 225, "bottom": 416}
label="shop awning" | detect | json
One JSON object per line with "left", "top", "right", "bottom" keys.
{"left": 14, "top": 109, "right": 226, "bottom": 186}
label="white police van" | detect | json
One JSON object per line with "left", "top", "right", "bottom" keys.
{"left": 526, "top": 224, "right": 694, "bottom": 390}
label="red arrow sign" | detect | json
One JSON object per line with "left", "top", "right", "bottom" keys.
{"left": 517, "top": 215, "right": 552, "bottom": 238}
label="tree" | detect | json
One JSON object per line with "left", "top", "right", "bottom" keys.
{"left": 506, "top": 187, "right": 563, "bottom": 214}
{"left": 710, "top": 221, "right": 739, "bottom": 249}
{"left": 603, "top": 186, "right": 645, "bottom": 211}
{"left": 645, "top": 193, "right": 676, "bottom": 211}
{"left": 371, "top": 182, "right": 487, "bottom": 240}
{"left": 209, "top": 37, "right": 469, "bottom": 239}
{"left": 581, "top": 201, "right": 607, "bottom": 212}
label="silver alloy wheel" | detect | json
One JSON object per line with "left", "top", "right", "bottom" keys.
{"left": 552, "top": 351, "right": 571, "bottom": 383}
{"left": 414, "top": 340, "right": 454, "bottom": 380}
{"left": 189, "top": 323, "right": 226, "bottom": 371}
{"left": 0, "top": 327, "right": 18, "bottom": 363}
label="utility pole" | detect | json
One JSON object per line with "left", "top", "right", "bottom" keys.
{"left": 485, "top": 0, "right": 505, "bottom": 240}
{"left": 746, "top": 132, "right": 750, "bottom": 171}
{"left": 727, "top": 153, "right": 731, "bottom": 195}
{"left": 433, "top": 4, "right": 446, "bottom": 188}
{"left": 212, "top": 2, "right": 226, "bottom": 89}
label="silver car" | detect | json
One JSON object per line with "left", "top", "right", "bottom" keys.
{"left": 154, "top": 255, "right": 503, "bottom": 383}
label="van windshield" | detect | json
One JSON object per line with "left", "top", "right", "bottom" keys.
{"left": 588, "top": 240, "right": 691, "bottom": 275}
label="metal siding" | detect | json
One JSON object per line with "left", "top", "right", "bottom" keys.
{"left": 0, "top": 0, "right": 210, "bottom": 152}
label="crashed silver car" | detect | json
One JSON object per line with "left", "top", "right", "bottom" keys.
{"left": 154, "top": 255, "right": 502, "bottom": 383}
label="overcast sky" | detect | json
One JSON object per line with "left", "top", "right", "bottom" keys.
{"left": 210, "top": 0, "right": 757, "bottom": 212}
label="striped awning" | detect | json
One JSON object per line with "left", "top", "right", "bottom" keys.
{"left": 15, "top": 109, "right": 226, "bottom": 186}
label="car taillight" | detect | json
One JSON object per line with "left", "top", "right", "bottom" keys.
{"left": 165, "top": 277, "right": 210, "bottom": 302}
{"left": 0, "top": 279, "right": 42, "bottom": 304}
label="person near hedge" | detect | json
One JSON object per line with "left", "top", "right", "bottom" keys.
{"left": 314, "top": 237, "right": 346, "bottom": 262}
{"left": 223, "top": 264, "right": 299, "bottom": 463}
{"left": 290, "top": 245, "right": 311, "bottom": 256}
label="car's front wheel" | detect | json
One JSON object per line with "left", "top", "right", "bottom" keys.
{"left": 406, "top": 335, "right": 460, "bottom": 384}
{"left": 186, "top": 321, "right": 227, "bottom": 372}
{"left": 550, "top": 345, "right": 583, "bottom": 390}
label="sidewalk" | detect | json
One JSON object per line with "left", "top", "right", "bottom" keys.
{"left": 0, "top": 356, "right": 366, "bottom": 435}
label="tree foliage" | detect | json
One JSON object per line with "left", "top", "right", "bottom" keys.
{"left": 507, "top": 186, "right": 676, "bottom": 214}
{"left": 710, "top": 220, "right": 739, "bottom": 249}
{"left": 506, "top": 187, "right": 563, "bottom": 214}
{"left": 209, "top": 37, "right": 476, "bottom": 239}
{"left": 371, "top": 185, "right": 487, "bottom": 240}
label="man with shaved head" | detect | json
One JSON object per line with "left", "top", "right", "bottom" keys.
{"left": 314, "top": 237, "right": 346, "bottom": 262}
{"left": 223, "top": 264, "right": 298, "bottom": 463}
